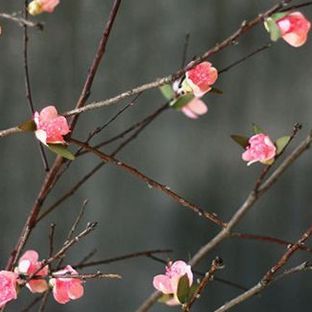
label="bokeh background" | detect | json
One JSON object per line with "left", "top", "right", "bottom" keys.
{"left": 0, "top": 0, "right": 312, "bottom": 311}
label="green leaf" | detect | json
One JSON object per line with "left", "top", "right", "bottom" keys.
{"left": 177, "top": 274, "right": 190, "bottom": 304}
{"left": 252, "top": 123, "right": 265, "bottom": 135}
{"left": 18, "top": 119, "right": 36, "bottom": 132}
{"left": 160, "top": 84, "right": 175, "bottom": 100}
{"left": 47, "top": 144, "right": 75, "bottom": 160}
{"left": 275, "top": 135, "right": 291, "bottom": 155}
{"left": 158, "top": 294, "right": 173, "bottom": 303}
{"left": 171, "top": 94, "right": 194, "bottom": 109}
{"left": 264, "top": 17, "right": 281, "bottom": 42}
{"left": 210, "top": 87, "right": 223, "bottom": 95}
{"left": 231, "top": 135, "right": 249, "bottom": 149}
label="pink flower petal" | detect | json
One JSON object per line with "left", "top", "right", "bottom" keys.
{"left": 27, "top": 279, "right": 49, "bottom": 293}
{"left": 0, "top": 271, "right": 18, "bottom": 308}
{"left": 68, "top": 282, "right": 84, "bottom": 300}
{"left": 153, "top": 275, "right": 173, "bottom": 294}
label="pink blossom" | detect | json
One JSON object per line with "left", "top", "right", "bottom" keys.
{"left": 276, "top": 12, "right": 311, "bottom": 47}
{"left": 181, "top": 98, "right": 208, "bottom": 119}
{"left": 28, "top": 0, "right": 60, "bottom": 15}
{"left": 185, "top": 61, "right": 218, "bottom": 97}
{"left": 50, "top": 265, "right": 84, "bottom": 304}
{"left": 153, "top": 260, "right": 193, "bottom": 305}
{"left": 34, "top": 105, "right": 70, "bottom": 145}
{"left": 242, "top": 133, "right": 276, "bottom": 166}
{"left": 16, "top": 250, "right": 48, "bottom": 293}
{"left": 0, "top": 271, "right": 18, "bottom": 308}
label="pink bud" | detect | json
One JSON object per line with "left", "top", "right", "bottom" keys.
{"left": 28, "top": 0, "right": 60, "bottom": 15}
{"left": 50, "top": 265, "right": 84, "bottom": 304}
{"left": 242, "top": 133, "right": 276, "bottom": 166}
{"left": 185, "top": 62, "right": 218, "bottom": 97}
{"left": 34, "top": 105, "right": 70, "bottom": 145}
{"left": 17, "top": 250, "right": 48, "bottom": 293}
{"left": 276, "top": 11, "right": 311, "bottom": 47}
{"left": 0, "top": 271, "right": 18, "bottom": 308}
{"left": 181, "top": 98, "right": 208, "bottom": 119}
{"left": 153, "top": 260, "right": 193, "bottom": 305}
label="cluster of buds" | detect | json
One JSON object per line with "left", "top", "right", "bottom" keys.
{"left": 0, "top": 250, "right": 84, "bottom": 308}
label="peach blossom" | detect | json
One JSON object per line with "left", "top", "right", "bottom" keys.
{"left": 34, "top": 105, "right": 70, "bottom": 145}
{"left": 242, "top": 133, "right": 276, "bottom": 166}
{"left": 0, "top": 271, "right": 18, "bottom": 308}
{"left": 153, "top": 260, "right": 193, "bottom": 305}
{"left": 16, "top": 250, "right": 48, "bottom": 293}
{"left": 276, "top": 12, "right": 311, "bottom": 47}
{"left": 50, "top": 265, "right": 84, "bottom": 304}
{"left": 28, "top": 0, "right": 60, "bottom": 15}
{"left": 185, "top": 61, "right": 218, "bottom": 97}
{"left": 181, "top": 98, "right": 208, "bottom": 119}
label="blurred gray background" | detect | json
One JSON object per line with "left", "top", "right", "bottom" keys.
{"left": 0, "top": 0, "right": 312, "bottom": 311}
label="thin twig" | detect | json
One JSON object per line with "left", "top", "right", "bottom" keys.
{"left": 23, "top": 0, "right": 49, "bottom": 171}
{"left": 280, "top": 0, "right": 312, "bottom": 11}
{"left": 38, "top": 291, "right": 49, "bottom": 312}
{"left": 21, "top": 294, "right": 45, "bottom": 312}
{"left": 69, "top": 138, "right": 226, "bottom": 227}
{"left": 0, "top": 12, "right": 43, "bottom": 29}
{"left": 48, "top": 223, "right": 56, "bottom": 258}
{"left": 231, "top": 232, "right": 312, "bottom": 253}
{"left": 74, "top": 249, "right": 172, "bottom": 269}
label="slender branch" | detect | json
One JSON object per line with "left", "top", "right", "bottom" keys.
{"left": 51, "top": 272, "right": 121, "bottom": 280}
{"left": 0, "top": 126, "right": 21, "bottom": 138}
{"left": 69, "top": 0, "right": 122, "bottom": 129}
{"left": 48, "top": 223, "right": 56, "bottom": 258}
{"left": 69, "top": 138, "right": 226, "bottom": 227}
{"left": 74, "top": 249, "right": 172, "bottom": 269}
{"left": 280, "top": 0, "right": 312, "bottom": 11}
{"left": 231, "top": 232, "right": 312, "bottom": 253}
{"left": 0, "top": 12, "right": 43, "bottom": 29}
{"left": 21, "top": 294, "right": 45, "bottom": 312}
{"left": 38, "top": 291, "right": 49, "bottom": 312}
{"left": 23, "top": 0, "right": 49, "bottom": 172}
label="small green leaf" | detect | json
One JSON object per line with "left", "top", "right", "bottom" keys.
{"left": 177, "top": 274, "right": 190, "bottom": 304}
{"left": 158, "top": 294, "right": 173, "bottom": 303}
{"left": 171, "top": 94, "right": 194, "bottom": 109}
{"left": 47, "top": 144, "right": 75, "bottom": 160}
{"left": 18, "top": 119, "right": 36, "bottom": 132}
{"left": 160, "top": 84, "right": 175, "bottom": 100}
{"left": 231, "top": 135, "right": 249, "bottom": 149}
{"left": 252, "top": 123, "right": 265, "bottom": 135}
{"left": 275, "top": 135, "right": 291, "bottom": 155}
{"left": 210, "top": 87, "right": 223, "bottom": 95}
{"left": 264, "top": 17, "right": 282, "bottom": 41}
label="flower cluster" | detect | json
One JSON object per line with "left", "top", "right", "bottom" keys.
{"left": 0, "top": 250, "right": 84, "bottom": 308}
{"left": 173, "top": 61, "right": 218, "bottom": 119}
{"left": 153, "top": 260, "right": 193, "bottom": 305}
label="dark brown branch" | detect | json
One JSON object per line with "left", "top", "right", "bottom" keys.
{"left": 69, "top": 138, "right": 226, "bottom": 227}
{"left": 231, "top": 232, "right": 312, "bottom": 253}
{"left": 74, "top": 249, "right": 172, "bottom": 269}
{"left": 23, "top": 0, "right": 49, "bottom": 171}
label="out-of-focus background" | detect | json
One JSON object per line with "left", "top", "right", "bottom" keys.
{"left": 0, "top": 0, "right": 312, "bottom": 311}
